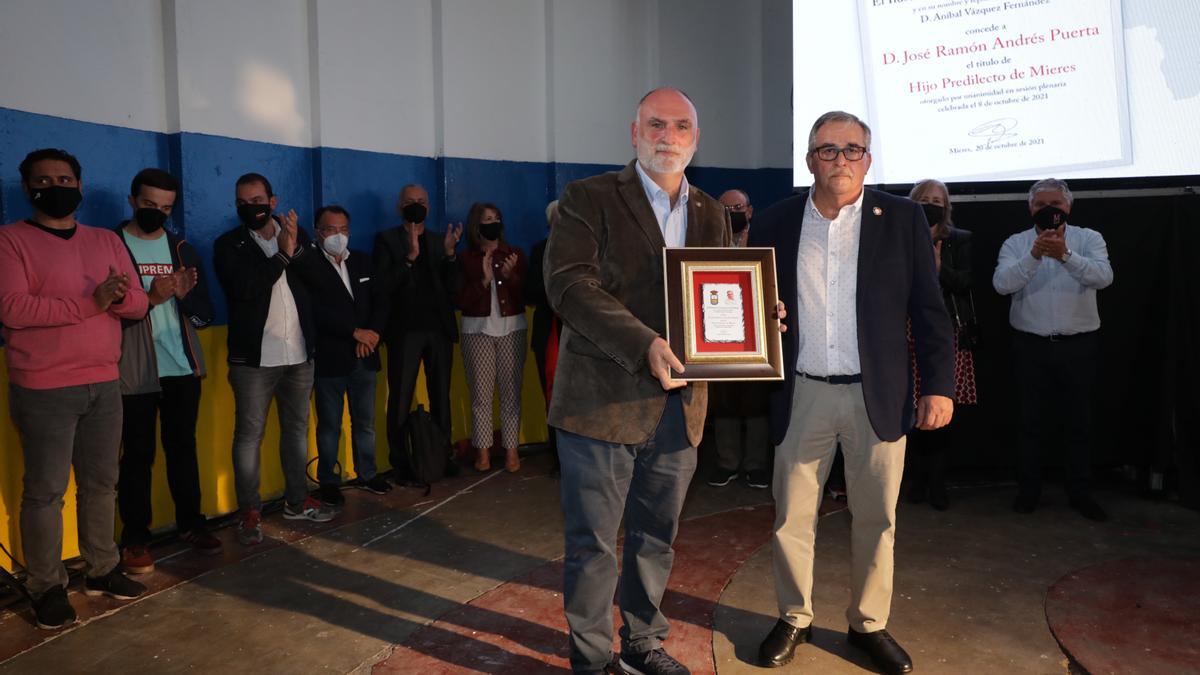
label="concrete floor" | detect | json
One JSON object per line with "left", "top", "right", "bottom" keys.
{"left": 1, "top": 451, "right": 1197, "bottom": 674}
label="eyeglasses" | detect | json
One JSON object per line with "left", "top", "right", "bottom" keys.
{"left": 810, "top": 145, "right": 868, "bottom": 162}
{"left": 723, "top": 203, "right": 749, "bottom": 213}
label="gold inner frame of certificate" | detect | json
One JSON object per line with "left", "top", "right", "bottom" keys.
{"left": 679, "top": 260, "right": 769, "bottom": 365}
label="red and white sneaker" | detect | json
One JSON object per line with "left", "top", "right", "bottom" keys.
{"left": 283, "top": 496, "right": 336, "bottom": 523}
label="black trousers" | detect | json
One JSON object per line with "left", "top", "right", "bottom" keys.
{"left": 1013, "top": 330, "right": 1100, "bottom": 499}
{"left": 905, "top": 425, "right": 950, "bottom": 495}
{"left": 118, "top": 375, "right": 204, "bottom": 546}
{"left": 385, "top": 329, "right": 453, "bottom": 477}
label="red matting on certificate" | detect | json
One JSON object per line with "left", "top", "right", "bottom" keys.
{"left": 690, "top": 270, "right": 757, "bottom": 354}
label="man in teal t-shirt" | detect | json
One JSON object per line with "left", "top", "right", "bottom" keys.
{"left": 115, "top": 168, "right": 220, "bottom": 574}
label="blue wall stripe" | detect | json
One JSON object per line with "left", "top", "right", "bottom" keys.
{"left": 1, "top": 106, "right": 794, "bottom": 325}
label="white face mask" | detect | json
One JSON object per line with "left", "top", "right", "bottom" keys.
{"left": 321, "top": 233, "right": 348, "bottom": 257}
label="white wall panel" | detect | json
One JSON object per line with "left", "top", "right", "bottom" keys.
{"left": 550, "top": 0, "right": 653, "bottom": 166}
{"left": 314, "top": 0, "right": 437, "bottom": 156}
{"left": 440, "top": 0, "right": 548, "bottom": 162}
{"left": 0, "top": 0, "right": 169, "bottom": 133}
{"left": 172, "top": 0, "right": 313, "bottom": 146}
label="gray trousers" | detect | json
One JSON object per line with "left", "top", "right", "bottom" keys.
{"left": 229, "top": 362, "right": 314, "bottom": 512}
{"left": 557, "top": 394, "right": 696, "bottom": 672}
{"left": 773, "top": 378, "right": 906, "bottom": 633}
{"left": 9, "top": 381, "right": 123, "bottom": 597}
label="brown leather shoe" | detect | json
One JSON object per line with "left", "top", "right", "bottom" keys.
{"left": 758, "top": 618, "right": 811, "bottom": 667}
{"left": 474, "top": 447, "right": 491, "bottom": 472}
{"left": 847, "top": 627, "right": 913, "bottom": 674}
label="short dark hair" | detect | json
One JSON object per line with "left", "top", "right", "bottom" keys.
{"left": 315, "top": 204, "right": 350, "bottom": 226}
{"left": 19, "top": 148, "right": 82, "bottom": 184}
{"left": 130, "top": 168, "right": 180, "bottom": 198}
{"left": 235, "top": 172, "right": 273, "bottom": 197}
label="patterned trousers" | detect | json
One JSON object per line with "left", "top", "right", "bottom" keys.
{"left": 460, "top": 329, "right": 527, "bottom": 449}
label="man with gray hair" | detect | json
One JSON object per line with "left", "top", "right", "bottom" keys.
{"left": 750, "top": 110, "right": 954, "bottom": 673}
{"left": 546, "top": 87, "right": 735, "bottom": 675}
{"left": 993, "top": 178, "right": 1113, "bottom": 521}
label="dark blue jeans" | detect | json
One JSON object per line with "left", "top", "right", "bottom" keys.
{"left": 314, "top": 361, "right": 379, "bottom": 485}
{"left": 557, "top": 394, "right": 696, "bottom": 672}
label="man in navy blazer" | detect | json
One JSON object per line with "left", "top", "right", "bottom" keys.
{"left": 297, "top": 205, "right": 393, "bottom": 506}
{"left": 750, "top": 111, "right": 955, "bottom": 674}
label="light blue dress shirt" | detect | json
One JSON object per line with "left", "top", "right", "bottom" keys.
{"left": 992, "top": 224, "right": 1114, "bottom": 336}
{"left": 634, "top": 160, "right": 689, "bottom": 248}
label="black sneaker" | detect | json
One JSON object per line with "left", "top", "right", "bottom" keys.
{"left": 707, "top": 467, "right": 739, "bottom": 487}
{"left": 745, "top": 469, "right": 770, "bottom": 489}
{"left": 83, "top": 569, "right": 147, "bottom": 601}
{"left": 618, "top": 648, "right": 690, "bottom": 675}
{"left": 32, "top": 586, "right": 76, "bottom": 630}
{"left": 349, "top": 476, "right": 393, "bottom": 495}
{"left": 1069, "top": 495, "right": 1109, "bottom": 522}
{"left": 319, "top": 483, "right": 346, "bottom": 506}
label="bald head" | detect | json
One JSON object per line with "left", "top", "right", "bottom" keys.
{"left": 632, "top": 88, "right": 700, "bottom": 180}
{"left": 719, "top": 190, "right": 749, "bottom": 208}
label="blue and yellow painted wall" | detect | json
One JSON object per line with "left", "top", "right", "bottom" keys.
{"left": 0, "top": 0, "right": 795, "bottom": 571}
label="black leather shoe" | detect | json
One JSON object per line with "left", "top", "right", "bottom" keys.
{"left": 928, "top": 483, "right": 949, "bottom": 511}
{"left": 1069, "top": 495, "right": 1109, "bottom": 522}
{"left": 847, "top": 627, "right": 913, "bottom": 674}
{"left": 1012, "top": 492, "right": 1038, "bottom": 514}
{"left": 758, "top": 618, "right": 811, "bottom": 667}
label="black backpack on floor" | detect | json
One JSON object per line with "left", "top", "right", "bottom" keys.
{"left": 404, "top": 405, "right": 450, "bottom": 494}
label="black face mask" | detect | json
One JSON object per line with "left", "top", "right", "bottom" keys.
{"left": 402, "top": 203, "right": 428, "bottom": 224}
{"left": 237, "top": 203, "right": 272, "bottom": 229}
{"left": 134, "top": 207, "right": 168, "bottom": 233}
{"left": 921, "top": 203, "right": 945, "bottom": 227}
{"left": 479, "top": 221, "right": 503, "bottom": 241}
{"left": 1033, "top": 205, "right": 1067, "bottom": 230}
{"left": 729, "top": 211, "right": 749, "bottom": 233}
{"left": 30, "top": 185, "right": 83, "bottom": 219}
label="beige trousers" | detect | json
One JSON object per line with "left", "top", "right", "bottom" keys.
{"left": 772, "top": 377, "right": 906, "bottom": 632}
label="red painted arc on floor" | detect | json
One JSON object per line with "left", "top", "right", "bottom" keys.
{"left": 376, "top": 504, "right": 787, "bottom": 674}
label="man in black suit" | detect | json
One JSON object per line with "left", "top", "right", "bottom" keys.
{"left": 372, "top": 185, "right": 463, "bottom": 481}
{"left": 751, "top": 111, "right": 955, "bottom": 674}
{"left": 302, "top": 206, "right": 392, "bottom": 505}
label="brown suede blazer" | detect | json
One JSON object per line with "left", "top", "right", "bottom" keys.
{"left": 544, "top": 160, "right": 731, "bottom": 447}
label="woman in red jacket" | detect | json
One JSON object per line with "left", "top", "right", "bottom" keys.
{"left": 455, "top": 202, "right": 528, "bottom": 472}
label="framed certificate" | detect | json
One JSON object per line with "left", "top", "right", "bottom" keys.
{"left": 663, "top": 247, "right": 784, "bottom": 381}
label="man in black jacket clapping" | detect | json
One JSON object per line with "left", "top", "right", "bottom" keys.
{"left": 213, "top": 173, "right": 335, "bottom": 546}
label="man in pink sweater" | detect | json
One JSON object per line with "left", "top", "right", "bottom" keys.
{"left": 0, "top": 148, "right": 150, "bottom": 630}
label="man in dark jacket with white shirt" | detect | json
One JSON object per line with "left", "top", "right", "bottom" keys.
{"left": 213, "top": 173, "right": 335, "bottom": 546}
{"left": 297, "top": 205, "right": 392, "bottom": 505}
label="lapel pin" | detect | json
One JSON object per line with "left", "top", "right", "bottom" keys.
{"left": 873, "top": 206, "right": 883, "bottom": 216}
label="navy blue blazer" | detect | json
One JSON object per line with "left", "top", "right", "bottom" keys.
{"left": 748, "top": 188, "right": 955, "bottom": 443}
{"left": 292, "top": 244, "right": 384, "bottom": 377}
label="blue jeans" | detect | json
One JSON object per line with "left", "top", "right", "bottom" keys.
{"left": 314, "top": 361, "right": 379, "bottom": 485}
{"left": 228, "top": 362, "right": 314, "bottom": 512}
{"left": 557, "top": 394, "right": 696, "bottom": 672}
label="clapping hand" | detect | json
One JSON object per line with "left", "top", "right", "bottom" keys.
{"left": 94, "top": 266, "right": 131, "bottom": 312}
{"left": 498, "top": 252, "right": 518, "bottom": 279}
{"left": 444, "top": 223, "right": 463, "bottom": 256}
{"left": 173, "top": 267, "right": 198, "bottom": 299}
{"left": 278, "top": 209, "right": 299, "bottom": 256}
{"left": 148, "top": 274, "right": 178, "bottom": 305}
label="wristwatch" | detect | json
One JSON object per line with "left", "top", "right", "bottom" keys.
{"left": 1059, "top": 248, "right": 1073, "bottom": 263}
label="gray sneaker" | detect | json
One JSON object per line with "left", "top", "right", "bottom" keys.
{"left": 283, "top": 496, "right": 336, "bottom": 523}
